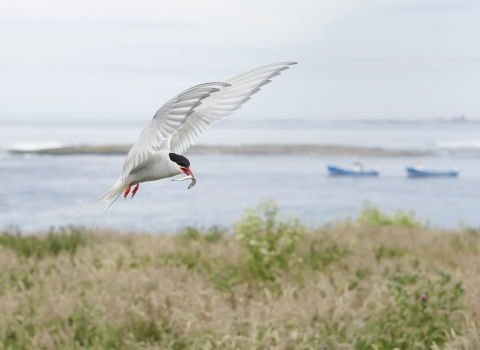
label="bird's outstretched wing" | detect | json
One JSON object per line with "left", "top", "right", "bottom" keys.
{"left": 169, "top": 62, "right": 297, "bottom": 155}
{"left": 121, "top": 82, "right": 228, "bottom": 180}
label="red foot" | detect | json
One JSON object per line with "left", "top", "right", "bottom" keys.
{"left": 124, "top": 183, "right": 132, "bottom": 198}
{"left": 131, "top": 184, "right": 139, "bottom": 198}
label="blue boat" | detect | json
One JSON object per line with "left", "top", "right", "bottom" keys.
{"left": 406, "top": 167, "right": 459, "bottom": 177}
{"left": 327, "top": 165, "right": 379, "bottom": 176}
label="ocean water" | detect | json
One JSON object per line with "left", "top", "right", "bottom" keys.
{"left": 1, "top": 151, "right": 480, "bottom": 233}
{"left": 1, "top": 121, "right": 480, "bottom": 233}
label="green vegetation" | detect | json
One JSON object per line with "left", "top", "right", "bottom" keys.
{"left": 175, "top": 225, "right": 227, "bottom": 243}
{"left": 235, "top": 200, "right": 307, "bottom": 282}
{"left": 0, "top": 203, "right": 479, "bottom": 349}
{"left": 356, "top": 271, "right": 466, "bottom": 349}
{"left": 0, "top": 226, "right": 88, "bottom": 259}
{"left": 357, "top": 201, "right": 428, "bottom": 228}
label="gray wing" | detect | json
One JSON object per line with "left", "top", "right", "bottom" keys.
{"left": 121, "top": 82, "right": 228, "bottom": 180}
{"left": 169, "top": 62, "right": 297, "bottom": 155}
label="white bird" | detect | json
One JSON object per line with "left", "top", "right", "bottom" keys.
{"left": 73, "top": 62, "right": 297, "bottom": 217}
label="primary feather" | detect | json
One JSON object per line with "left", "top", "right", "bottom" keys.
{"left": 169, "top": 62, "right": 297, "bottom": 154}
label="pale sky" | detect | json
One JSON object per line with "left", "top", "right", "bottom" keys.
{"left": 1, "top": 0, "right": 480, "bottom": 124}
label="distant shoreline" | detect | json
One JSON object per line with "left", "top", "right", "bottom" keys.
{"left": 8, "top": 144, "right": 428, "bottom": 157}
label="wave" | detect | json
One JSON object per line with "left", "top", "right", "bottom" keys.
{"left": 9, "top": 142, "right": 64, "bottom": 151}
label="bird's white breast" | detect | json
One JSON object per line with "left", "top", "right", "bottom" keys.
{"left": 125, "top": 149, "right": 182, "bottom": 185}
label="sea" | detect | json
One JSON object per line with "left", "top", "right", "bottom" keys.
{"left": 1, "top": 120, "right": 480, "bottom": 233}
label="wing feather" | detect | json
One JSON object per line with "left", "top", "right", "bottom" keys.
{"left": 121, "top": 82, "right": 228, "bottom": 180}
{"left": 169, "top": 62, "right": 297, "bottom": 154}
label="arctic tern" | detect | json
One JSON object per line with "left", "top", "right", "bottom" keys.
{"left": 73, "top": 62, "right": 297, "bottom": 218}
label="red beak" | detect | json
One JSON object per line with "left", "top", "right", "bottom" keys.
{"left": 180, "top": 167, "right": 197, "bottom": 189}
{"left": 181, "top": 167, "right": 195, "bottom": 180}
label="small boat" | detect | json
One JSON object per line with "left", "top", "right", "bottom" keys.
{"left": 406, "top": 167, "right": 459, "bottom": 178}
{"left": 327, "top": 165, "right": 379, "bottom": 176}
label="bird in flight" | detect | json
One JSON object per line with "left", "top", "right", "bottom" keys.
{"left": 74, "top": 62, "right": 297, "bottom": 217}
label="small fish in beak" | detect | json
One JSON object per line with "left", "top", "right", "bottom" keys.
{"left": 172, "top": 167, "right": 197, "bottom": 189}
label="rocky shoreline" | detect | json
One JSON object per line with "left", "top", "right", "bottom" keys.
{"left": 9, "top": 144, "right": 428, "bottom": 157}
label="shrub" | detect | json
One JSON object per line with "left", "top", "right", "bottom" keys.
{"left": 357, "top": 201, "right": 428, "bottom": 228}
{"left": 235, "top": 200, "right": 307, "bottom": 282}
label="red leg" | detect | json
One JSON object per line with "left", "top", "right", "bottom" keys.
{"left": 124, "top": 183, "right": 132, "bottom": 198}
{"left": 131, "top": 184, "right": 139, "bottom": 198}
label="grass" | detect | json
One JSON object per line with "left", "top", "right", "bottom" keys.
{"left": 1, "top": 202, "right": 479, "bottom": 349}
{"left": 0, "top": 226, "right": 88, "bottom": 259}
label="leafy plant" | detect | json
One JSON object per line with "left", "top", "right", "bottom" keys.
{"left": 235, "top": 200, "right": 307, "bottom": 282}
{"left": 357, "top": 201, "right": 428, "bottom": 228}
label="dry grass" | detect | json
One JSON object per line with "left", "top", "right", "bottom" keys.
{"left": 1, "top": 203, "right": 480, "bottom": 349}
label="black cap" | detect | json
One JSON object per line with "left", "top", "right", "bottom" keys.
{"left": 169, "top": 153, "right": 190, "bottom": 168}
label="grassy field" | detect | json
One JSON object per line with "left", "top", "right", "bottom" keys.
{"left": 1, "top": 202, "right": 480, "bottom": 349}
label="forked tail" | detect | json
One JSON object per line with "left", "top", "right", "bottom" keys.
{"left": 70, "top": 180, "right": 127, "bottom": 225}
